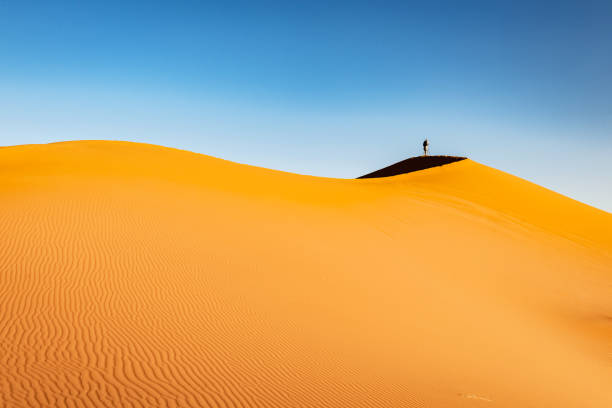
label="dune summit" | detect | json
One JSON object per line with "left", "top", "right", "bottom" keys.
{"left": 0, "top": 140, "right": 611, "bottom": 408}
{"left": 358, "top": 155, "right": 467, "bottom": 178}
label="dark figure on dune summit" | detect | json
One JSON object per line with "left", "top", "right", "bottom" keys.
{"left": 423, "top": 139, "right": 429, "bottom": 156}
{"left": 358, "top": 139, "right": 467, "bottom": 179}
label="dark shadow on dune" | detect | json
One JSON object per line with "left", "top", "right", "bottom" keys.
{"left": 358, "top": 155, "right": 467, "bottom": 179}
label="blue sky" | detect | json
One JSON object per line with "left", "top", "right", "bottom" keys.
{"left": 1, "top": 1, "right": 610, "bottom": 211}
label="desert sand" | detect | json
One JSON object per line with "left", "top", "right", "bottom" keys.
{"left": 0, "top": 140, "right": 610, "bottom": 407}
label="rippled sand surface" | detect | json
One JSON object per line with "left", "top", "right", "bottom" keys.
{"left": 0, "top": 140, "right": 610, "bottom": 407}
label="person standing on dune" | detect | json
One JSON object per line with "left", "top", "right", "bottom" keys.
{"left": 423, "top": 139, "right": 429, "bottom": 156}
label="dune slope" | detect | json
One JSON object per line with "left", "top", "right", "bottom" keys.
{"left": 0, "top": 140, "right": 610, "bottom": 408}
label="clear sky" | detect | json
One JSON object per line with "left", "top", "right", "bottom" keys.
{"left": 1, "top": 1, "right": 610, "bottom": 211}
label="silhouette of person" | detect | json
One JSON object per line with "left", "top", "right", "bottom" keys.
{"left": 423, "top": 139, "right": 429, "bottom": 156}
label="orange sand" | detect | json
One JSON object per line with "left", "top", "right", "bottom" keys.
{"left": 0, "top": 140, "right": 610, "bottom": 407}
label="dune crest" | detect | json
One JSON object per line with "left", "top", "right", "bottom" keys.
{"left": 0, "top": 140, "right": 610, "bottom": 407}
{"left": 357, "top": 155, "right": 467, "bottom": 178}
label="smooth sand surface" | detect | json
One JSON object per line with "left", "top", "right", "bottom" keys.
{"left": 0, "top": 140, "right": 610, "bottom": 407}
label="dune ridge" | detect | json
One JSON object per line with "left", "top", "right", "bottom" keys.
{"left": 0, "top": 140, "right": 610, "bottom": 407}
{"left": 357, "top": 155, "right": 467, "bottom": 178}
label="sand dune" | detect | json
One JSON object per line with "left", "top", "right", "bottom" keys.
{"left": 0, "top": 140, "right": 610, "bottom": 407}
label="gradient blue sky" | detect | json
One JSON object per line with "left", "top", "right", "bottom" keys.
{"left": 1, "top": 1, "right": 611, "bottom": 211}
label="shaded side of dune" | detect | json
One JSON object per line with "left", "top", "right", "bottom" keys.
{"left": 358, "top": 156, "right": 467, "bottom": 179}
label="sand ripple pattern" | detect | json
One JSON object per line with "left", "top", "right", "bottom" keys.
{"left": 0, "top": 141, "right": 611, "bottom": 407}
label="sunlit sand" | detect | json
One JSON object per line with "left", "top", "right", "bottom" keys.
{"left": 0, "top": 140, "right": 610, "bottom": 407}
